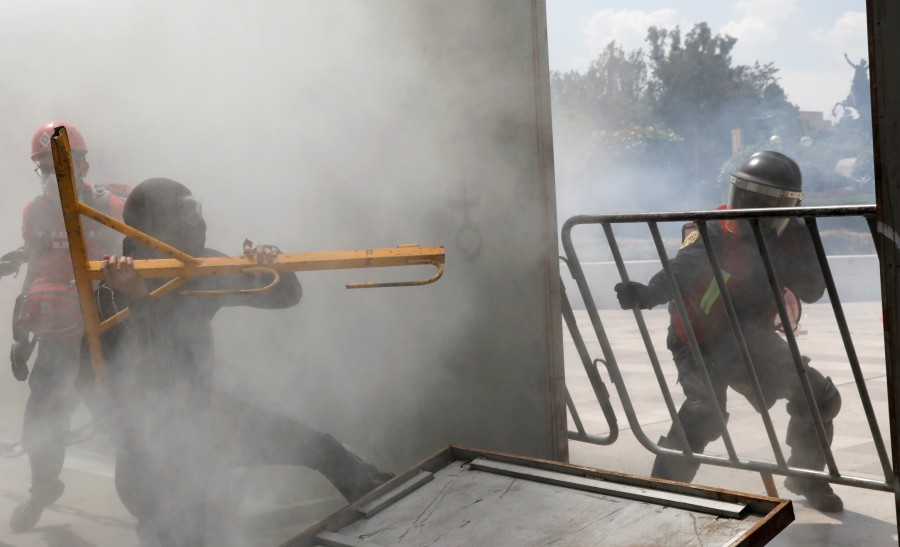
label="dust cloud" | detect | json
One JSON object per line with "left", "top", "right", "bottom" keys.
{"left": 0, "top": 1, "right": 563, "bottom": 542}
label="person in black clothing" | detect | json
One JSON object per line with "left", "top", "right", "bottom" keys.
{"left": 614, "top": 151, "right": 843, "bottom": 512}
{"left": 83, "top": 178, "right": 391, "bottom": 546}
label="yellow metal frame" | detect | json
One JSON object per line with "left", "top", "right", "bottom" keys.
{"left": 49, "top": 127, "right": 444, "bottom": 389}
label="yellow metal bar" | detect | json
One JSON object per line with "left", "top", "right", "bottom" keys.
{"left": 77, "top": 246, "right": 445, "bottom": 280}
{"left": 347, "top": 262, "right": 443, "bottom": 289}
{"left": 179, "top": 266, "right": 280, "bottom": 296}
{"left": 759, "top": 472, "right": 779, "bottom": 498}
{"left": 51, "top": 127, "right": 107, "bottom": 389}
{"left": 97, "top": 277, "right": 189, "bottom": 332}
{"left": 76, "top": 201, "right": 200, "bottom": 264}
{"left": 51, "top": 125, "right": 445, "bottom": 393}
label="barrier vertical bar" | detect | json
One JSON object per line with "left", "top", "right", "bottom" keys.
{"left": 804, "top": 216, "right": 893, "bottom": 482}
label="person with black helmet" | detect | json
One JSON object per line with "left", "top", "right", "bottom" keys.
{"left": 613, "top": 150, "right": 844, "bottom": 513}
{"left": 84, "top": 178, "right": 391, "bottom": 546}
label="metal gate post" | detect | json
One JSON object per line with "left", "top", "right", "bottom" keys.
{"left": 868, "top": 0, "right": 900, "bottom": 534}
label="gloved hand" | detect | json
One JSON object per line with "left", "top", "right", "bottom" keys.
{"left": 9, "top": 340, "right": 35, "bottom": 382}
{"left": 0, "top": 247, "right": 26, "bottom": 278}
{"left": 10, "top": 341, "right": 31, "bottom": 381}
{"left": 0, "top": 247, "right": 25, "bottom": 264}
{"left": 614, "top": 281, "right": 654, "bottom": 310}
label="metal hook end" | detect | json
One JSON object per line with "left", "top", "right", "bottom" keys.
{"left": 346, "top": 261, "right": 444, "bottom": 289}
{"left": 180, "top": 267, "right": 281, "bottom": 296}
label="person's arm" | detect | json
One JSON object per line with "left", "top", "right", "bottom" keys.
{"left": 614, "top": 225, "right": 708, "bottom": 310}
{"left": 773, "top": 219, "right": 826, "bottom": 303}
{"left": 170, "top": 244, "right": 301, "bottom": 310}
{"left": 10, "top": 206, "right": 39, "bottom": 380}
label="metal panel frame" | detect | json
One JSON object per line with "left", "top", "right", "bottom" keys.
{"left": 282, "top": 445, "right": 794, "bottom": 547}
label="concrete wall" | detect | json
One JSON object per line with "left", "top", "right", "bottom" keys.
{"left": 0, "top": 0, "right": 565, "bottom": 473}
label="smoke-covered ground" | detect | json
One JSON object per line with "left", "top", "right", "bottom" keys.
{"left": 0, "top": 1, "right": 564, "bottom": 541}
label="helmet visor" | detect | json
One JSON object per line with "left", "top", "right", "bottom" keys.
{"left": 727, "top": 177, "right": 801, "bottom": 236}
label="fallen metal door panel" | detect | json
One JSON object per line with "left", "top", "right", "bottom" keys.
{"left": 285, "top": 446, "right": 793, "bottom": 547}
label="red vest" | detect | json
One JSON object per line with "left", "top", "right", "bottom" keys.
{"left": 672, "top": 220, "right": 749, "bottom": 344}
{"left": 19, "top": 182, "right": 127, "bottom": 343}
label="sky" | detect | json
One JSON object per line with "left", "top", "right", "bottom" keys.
{"left": 546, "top": 0, "right": 869, "bottom": 119}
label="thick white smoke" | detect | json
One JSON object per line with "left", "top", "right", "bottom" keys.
{"left": 0, "top": 1, "right": 564, "bottom": 543}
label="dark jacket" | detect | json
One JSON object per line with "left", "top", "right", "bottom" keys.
{"left": 642, "top": 218, "right": 825, "bottom": 345}
{"left": 81, "top": 248, "right": 301, "bottom": 396}
{"left": 78, "top": 248, "right": 301, "bottom": 545}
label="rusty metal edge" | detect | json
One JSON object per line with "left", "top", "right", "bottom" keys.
{"left": 280, "top": 444, "right": 794, "bottom": 547}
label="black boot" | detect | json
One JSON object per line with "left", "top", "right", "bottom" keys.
{"left": 784, "top": 386, "right": 843, "bottom": 513}
{"left": 9, "top": 477, "right": 65, "bottom": 532}
{"left": 651, "top": 435, "right": 703, "bottom": 483}
{"left": 325, "top": 449, "right": 394, "bottom": 501}
{"left": 783, "top": 476, "right": 843, "bottom": 512}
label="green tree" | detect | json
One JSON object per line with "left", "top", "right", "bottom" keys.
{"left": 645, "top": 23, "right": 799, "bottom": 200}
{"left": 551, "top": 41, "right": 650, "bottom": 130}
{"left": 550, "top": 22, "right": 803, "bottom": 213}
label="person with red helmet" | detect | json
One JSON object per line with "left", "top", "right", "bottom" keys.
{"left": 8, "top": 121, "right": 129, "bottom": 532}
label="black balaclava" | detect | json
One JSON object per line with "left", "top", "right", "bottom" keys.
{"left": 122, "top": 178, "right": 206, "bottom": 259}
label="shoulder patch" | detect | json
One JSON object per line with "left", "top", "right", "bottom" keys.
{"left": 680, "top": 230, "right": 700, "bottom": 249}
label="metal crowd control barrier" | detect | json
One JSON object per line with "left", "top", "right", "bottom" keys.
{"left": 560, "top": 205, "right": 895, "bottom": 494}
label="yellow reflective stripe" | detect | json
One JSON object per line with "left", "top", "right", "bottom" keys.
{"left": 699, "top": 271, "right": 732, "bottom": 315}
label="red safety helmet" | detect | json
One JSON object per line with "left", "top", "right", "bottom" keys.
{"left": 31, "top": 121, "right": 87, "bottom": 161}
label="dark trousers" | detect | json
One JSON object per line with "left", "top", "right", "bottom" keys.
{"left": 112, "top": 390, "right": 387, "bottom": 547}
{"left": 21, "top": 338, "right": 80, "bottom": 499}
{"left": 652, "top": 326, "right": 840, "bottom": 482}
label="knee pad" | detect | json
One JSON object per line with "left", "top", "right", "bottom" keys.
{"left": 787, "top": 374, "right": 841, "bottom": 422}
{"left": 678, "top": 400, "right": 728, "bottom": 446}
{"left": 817, "top": 377, "right": 841, "bottom": 421}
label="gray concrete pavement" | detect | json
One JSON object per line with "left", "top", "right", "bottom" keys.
{"left": 0, "top": 403, "right": 343, "bottom": 546}
{"left": 0, "top": 300, "right": 894, "bottom": 545}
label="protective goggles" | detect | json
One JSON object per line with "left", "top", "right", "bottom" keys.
{"left": 177, "top": 195, "right": 204, "bottom": 226}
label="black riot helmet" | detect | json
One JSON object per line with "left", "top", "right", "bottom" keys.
{"left": 727, "top": 150, "right": 802, "bottom": 236}
{"left": 122, "top": 178, "right": 207, "bottom": 258}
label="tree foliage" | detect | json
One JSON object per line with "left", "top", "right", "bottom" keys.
{"left": 551, "top": 22, "right": 801, "bottom": 212}
{"left": 551, "top": 41, "right": 650, "bottom": 130}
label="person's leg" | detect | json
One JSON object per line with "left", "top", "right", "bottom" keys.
{"left": 11, "top": 339, "right": 79, "bottom": 532}
{"left": 115, "top": 438, "right": 163, "bottom": 545}
{"left": 651, "top": 344, "right": 729, "bottom": 482}
{"left": 782, "top": 363, "right": 843, "bottom": 512}
{"left": 215, "top": 394, "right": 392, "bottom": 501}
{"left": 114, "top": 404, "right": 210, "bottom": 547}
{"left": 742, "top": 331, "right": 844, "bottom": 512}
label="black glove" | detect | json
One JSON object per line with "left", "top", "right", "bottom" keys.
{"left": 10, "top": 340, "right": 33, "bottom": 381}
{"left": 614, "top": 281, "right": 654, "bottom": 310}
{"left": 0, "top": 247, "right": 25, "bottom": 264}
{"left": 0, "top": 247, "right": 26, "bottom": 278}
